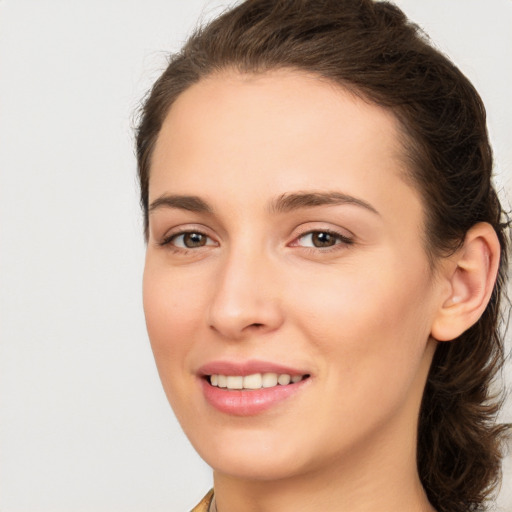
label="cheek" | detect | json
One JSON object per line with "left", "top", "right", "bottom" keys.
{"left": 142, "top": 259, "right": 214, "bottom": 427}
{"left": 286, "top": 261, "right": 434, "bottom": 445}
{"left": 142, "top": 260, "right": 206, "bottom": 371}
{"left": 289, "top": 253, "right": 434, "bottom": 388}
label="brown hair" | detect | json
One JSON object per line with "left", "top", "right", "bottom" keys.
{"left": 135, "top": 1, "right": 510, "bottom": 510}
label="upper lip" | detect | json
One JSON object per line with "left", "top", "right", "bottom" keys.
{"left": 197, "top": 359, "right": 310, "bottom": 377}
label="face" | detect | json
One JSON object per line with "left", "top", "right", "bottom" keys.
{"left": 143, "top": 70, "right": 443, "bottom": 482}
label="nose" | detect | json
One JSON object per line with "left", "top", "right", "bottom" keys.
{"left": 207, "top": 246, "right": 284, "bottom": 340}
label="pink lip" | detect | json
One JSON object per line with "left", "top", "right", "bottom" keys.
{"left": 197, "top": 359, "right": 309, "bottom": 377}
{"left": 200, "top": 378, "right": 309, "bottom": 416}
{"left": 197, "top": 359, "right": 311, "bottom": 416}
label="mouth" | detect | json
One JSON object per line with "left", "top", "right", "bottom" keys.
{"left": 199, "top": 363, "right": 311, "bottom": 416}
{"left": 206, "top": 372, "right": 310, "bottom": 390}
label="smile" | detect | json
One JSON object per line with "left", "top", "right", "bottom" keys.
{"left": 208, "top": 373, "right": 307, "bottom": 390}
{"left": 199, "top": 363, "right": 312, "bottom": 416}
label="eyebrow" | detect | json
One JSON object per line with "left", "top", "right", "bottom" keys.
{"left": 269, "top": 191, "right": 380, "bottom": 215}
{"left": 148, "top": 194, "right": 213, "bottom": 214}
{"left": 148, "top": 190, "right": 379, "bottom": 216}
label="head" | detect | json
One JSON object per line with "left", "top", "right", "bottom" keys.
{"left": 136, "top": 1, "right": 509, "bottom": 511}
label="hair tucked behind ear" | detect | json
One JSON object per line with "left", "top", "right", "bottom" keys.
{"left": 136, "top": 1, "right": 510, "bottom": 510}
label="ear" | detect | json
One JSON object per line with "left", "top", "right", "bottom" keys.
{"left": 430, "top": 222, "right": 501, "bottom": 342}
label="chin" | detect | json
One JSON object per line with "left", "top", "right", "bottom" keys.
{"left": 207, "top": 451, "right": 307, "bottom": 482}
{"left": 189, "top": 426, "right": 314, "bottom": 481}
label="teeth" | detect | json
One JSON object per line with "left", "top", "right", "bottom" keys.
{"left": 217, "top": 375, "right": 227, "bottom": 388}
{"left": 262, "top": 373, "right": 278, "bottom": 388}
{"left": 243, "top": 373, "right": 262, "bottom": 389}
{"left": 209, "top": 373, "right": 305, "bottom": 390}
{"left": 226, "top": 376, "right": 243, "bottom": 389}
{"left": 278, "top": 374, "right": 291, "bottom": 385}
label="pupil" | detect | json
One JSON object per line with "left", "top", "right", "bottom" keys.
{"left": 313, "top": 232, "right": 335, "bottom": 247}
{"left": 184, "top": 233, "right": 206, "bottom": 248}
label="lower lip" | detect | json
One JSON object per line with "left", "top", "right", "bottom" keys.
{"left": 201, "top": 378, "right": 309, "bottom": 416}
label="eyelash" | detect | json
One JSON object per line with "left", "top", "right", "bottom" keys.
{"left": 159, "top": 228, "right": 354, "bottom": 253}
{"left": 293, "top": 229, "right": 354, "bottom": 251}
{"left": 159, "top": 230, "right": 217, "bottom": 252}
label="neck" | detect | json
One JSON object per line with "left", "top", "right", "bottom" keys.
{"left": 213, "top": 440, "right": 435, "bottom": 512}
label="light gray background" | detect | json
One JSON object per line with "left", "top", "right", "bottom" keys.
{"left": 0, "top": 1, "right": 511, "bottom": 511}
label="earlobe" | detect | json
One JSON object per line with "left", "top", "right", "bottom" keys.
{"left": 431, "top": 222, "right": 500, "bottom": 342}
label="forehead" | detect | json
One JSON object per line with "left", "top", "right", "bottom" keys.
{"left": 150, "top": 69, "right": 422, "bottom": 224}
{"left": 154, "top": 69, "right": 404, "bottom": 167}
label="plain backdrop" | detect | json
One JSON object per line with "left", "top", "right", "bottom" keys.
{"left": 0, "top": 1, "right": 511, "bottom": 511}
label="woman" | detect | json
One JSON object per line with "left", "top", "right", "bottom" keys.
{"left": 136, "top": 1, "right": 510, "bottom": 511}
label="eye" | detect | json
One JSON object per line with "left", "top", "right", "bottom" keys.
{"left": 294, "top": 230, "right": 353, "bottom": 248}
{"left": 164, "top": 231, "right": 216, "bottom": 249}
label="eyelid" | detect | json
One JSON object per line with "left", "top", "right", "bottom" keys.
{"left": 158, "top": 225, "right": 219, "bottom": 248}
{"left": 288, "top": 225, "right": 355, "bottom": 251}
{"left": 169, "top": 232, "right": 217, "bottom": 248}
{"left": 155, "top": 223, "right": 354, "bottom": 252}
{"left": 290, "top": 222, "right": 354, "bottom": 240}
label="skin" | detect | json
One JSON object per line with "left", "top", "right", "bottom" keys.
{"left": 143, "top": 69, "right": 460, "bottom": 512}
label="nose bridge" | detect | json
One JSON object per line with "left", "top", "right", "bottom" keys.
{"left": 208, "top": 238, "right": 283, "bottom": 339}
